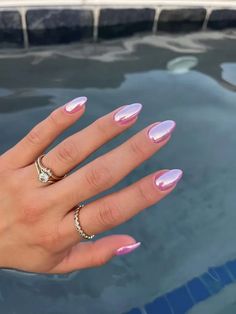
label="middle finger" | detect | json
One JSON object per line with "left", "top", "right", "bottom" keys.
{"left": 49, "top": 120, "right": 176, "bottom": 213}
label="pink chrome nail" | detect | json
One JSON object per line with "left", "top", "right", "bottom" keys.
{"left": 64, "top": 96, "right": 87, "bottom": 114}
{"left": 148, "top": 120, "right": 176, "bottom": 143}
{"left": 115, "top": 242, "right": 141, "bottom": 256}
{"left": 155, "top": 169, "right": 183, "bottom": 191}
{"left": 113, "top": 103, "right": 142, "bottom": 125}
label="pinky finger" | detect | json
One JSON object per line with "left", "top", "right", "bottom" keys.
{"left": 50, "top": 235, "right": 140, "bottom": 274}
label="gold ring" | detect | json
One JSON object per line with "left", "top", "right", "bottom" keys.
{"left": 35, "top": 154, "right": 66, "bottom": 184}
{"left": 74, "top": 204, "right": 95, "bottom": 240}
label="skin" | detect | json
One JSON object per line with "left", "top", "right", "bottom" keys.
{"left": 0, "top": 100, "right": 180, "bottom": 274}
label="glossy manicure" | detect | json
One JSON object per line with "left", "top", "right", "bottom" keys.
{"left": 115, "top": 242, "right": 141, "bottom": 256}
{"left": 155, "top": 169, "right": 183, "bottom": 191}
{"left": 64, "top": 96, "right": 87, "bottom": 114}
{"left": 148, "top": 120, "right": 176, "bottom": 143}
{"left": 113, "top": 103, "right": 142, "bottom": 125}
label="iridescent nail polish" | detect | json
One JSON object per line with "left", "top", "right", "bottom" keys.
{"left": 64, "top": 96, "right": 87, "bottom": 114}
{"left": 113, "top": 103, "right": 142, "bottom": 125}
{"left": 115, "top": 242, "right": 141, "bottom": 256}
{"left": 155, "top": 169, "right": 183, "bottom": 191}
{"left": 148, "top": 120, "right": 176, "bottom": 143}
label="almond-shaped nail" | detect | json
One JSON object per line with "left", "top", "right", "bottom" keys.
{"left": 155, "top": 169, "right": 183, "bottom": 191}
{"left": 64, "top": 96, "right": 87, "bottom": 114}
{"left": 115, "top": 242, "right": 141, "bottom": 256}
{"left": 148, "top": 120, "right": 176, "bottom": 143}
{"left": 113, "top": 103, "right": 142, "bottom": 125}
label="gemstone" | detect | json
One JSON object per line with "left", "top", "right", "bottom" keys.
{"left": 39, "top": 172, "right": 49, "bottom": 183}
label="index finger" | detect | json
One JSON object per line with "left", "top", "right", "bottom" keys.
{"left": 2, "top": 97, "right": 87, "bottom": 168}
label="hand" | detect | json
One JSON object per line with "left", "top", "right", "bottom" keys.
{"left": 0, "top": 97, "right": 182, "bottom": 274}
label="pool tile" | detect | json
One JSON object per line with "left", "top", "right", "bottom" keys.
{"left": 208, "top": 10, "right": 236, "bottom": 30}
{"left": 200, "top": 271, "right": 224, "bottom": 294}
{"left": 26, "top": 9, "right": 93, "bottom": 46}
{"left": 158, "top": 8, "right": 206, "bottom": 33}
{"left": 226, "top": 260, "right": 236, "bottom": 280}
{"left": 98, "top": 9, "right": 155, "bottom": 39}
{"left": 0, "top": 11, "right": 24, "bottom": 48}
{"left": 187, "top": 278, "right": 210, "bottom": 303}
{"left": 166, "top": 286, "right": 194, "bottom": 314}
{"left": 128, "top": 263, "right": 235, "bottom": 314}
{"left": 145, "top": 296, "right": 172, "bottom": 314}
{"left": 213, "top": 266, "right": 233, "bottom": 285}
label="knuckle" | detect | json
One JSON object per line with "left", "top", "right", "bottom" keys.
{"left": 89, "top": 244, "right": 108, "bottom": 267}
{"left": 97, "top": 199, "right": 123, "bottom": 228}
{"left": 56, "top": 140, "right": 78, "bottom": 164}
{"left": 136, "top": 180, "right": 157, "bottom": 205}
{"left": 92, "top": 254, "right": 108, "bottom": 267}
{"left": 26, "top": 126, "right": 42, "bottom": 146}
{"left": 94, "top": 117, "right": 109, "bottom": 137}
{"left": 0, "top": 169, "right": 17, "bottom": 191}
{"left": 129, "top": 138, "right": 147, "bottom": 159}
{"left": 19, "top": 194, "right": 45, "bottom": 224}
{"left": 85, "top": 161, "right": 113, "bottom": 192}
{"left": 37, "top": 228, "right": 60, "bottom": 252}
{"left": 21, "top": 204, "right": 42, "bottom": 224}
{"left": 49, "top": 110, "right": 64, "bottom": 128}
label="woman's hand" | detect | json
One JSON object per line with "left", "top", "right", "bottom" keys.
{"left": 0, "top": 97, "right": 182, "bottom": 274}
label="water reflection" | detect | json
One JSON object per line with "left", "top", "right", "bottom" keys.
{"left": 0, "top": 32, "right": 236, "bottom": 113}
{"left": 220, "top": 63, "right": 236, "bottom": 92}
{"left": 167, "top": 56, "right": 198, "bottom": 74}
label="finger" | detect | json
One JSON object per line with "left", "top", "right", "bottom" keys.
{"left": 60, "top": 169, "right": 183, "bottom": 248}
{"left": 2, "top": 97, "right": 87, "bottom": 168}
{"left": 49, "top": 235, "right": 139, "bottom": 274}
{"left": 31, "top": 103, "right": 143, "bottom": 178}
{"left": 49, "top": 120, "right": 176, "bottom": 210}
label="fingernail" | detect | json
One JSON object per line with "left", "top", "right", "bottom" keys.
{"left": 155, "top": 169, "right": 183, "bottom": 191}
{"left": 115, "top": 242, "right": 141, "bottom": 256}
{"left": 113, "top": 103, "right": 143, "bottom": 125}
{"left": 64, "top": 96, "right": 87, "bottom": 114}
{"left": 148, "top": 120, "right": 176, "bottom": 143}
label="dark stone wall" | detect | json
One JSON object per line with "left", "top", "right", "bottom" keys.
{"left": 208, "top": 9, "right": 236, "bottom": 30}
{"left": 98, "top": 9, "right": 155, "bottom": 39}
{"left": 0, "top": 11, "right": 24, "bottom": 48}
{"left": 158, "top": 8, "right": 206, "bottom": 33}
{"left": 26, "top": 9, "right": 94, "bottom": 45}
{"left": 0, "top": 7, "right": 236, "bottom": 48}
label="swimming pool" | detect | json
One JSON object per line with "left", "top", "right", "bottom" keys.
{"left": 0, "top": 31, "right": 236, "bottom": 314}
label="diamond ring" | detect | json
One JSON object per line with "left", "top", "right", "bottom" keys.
{"left": 35, "top": 154, "right": 66, "bottom": 184}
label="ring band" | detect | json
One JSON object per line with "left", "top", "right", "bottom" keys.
{"left": 35, "top": 154, "right": 66, "bottom": 184}
{"left": 74, "top": 204, "right": 95, "bottom": 240}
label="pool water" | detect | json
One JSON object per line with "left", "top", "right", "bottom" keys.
{"left": 0, "top": 31, "right": 236, "bottom": 314}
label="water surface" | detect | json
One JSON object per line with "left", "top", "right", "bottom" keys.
{"left": 0, "top": 32, "right": 236, "bottom": 314}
